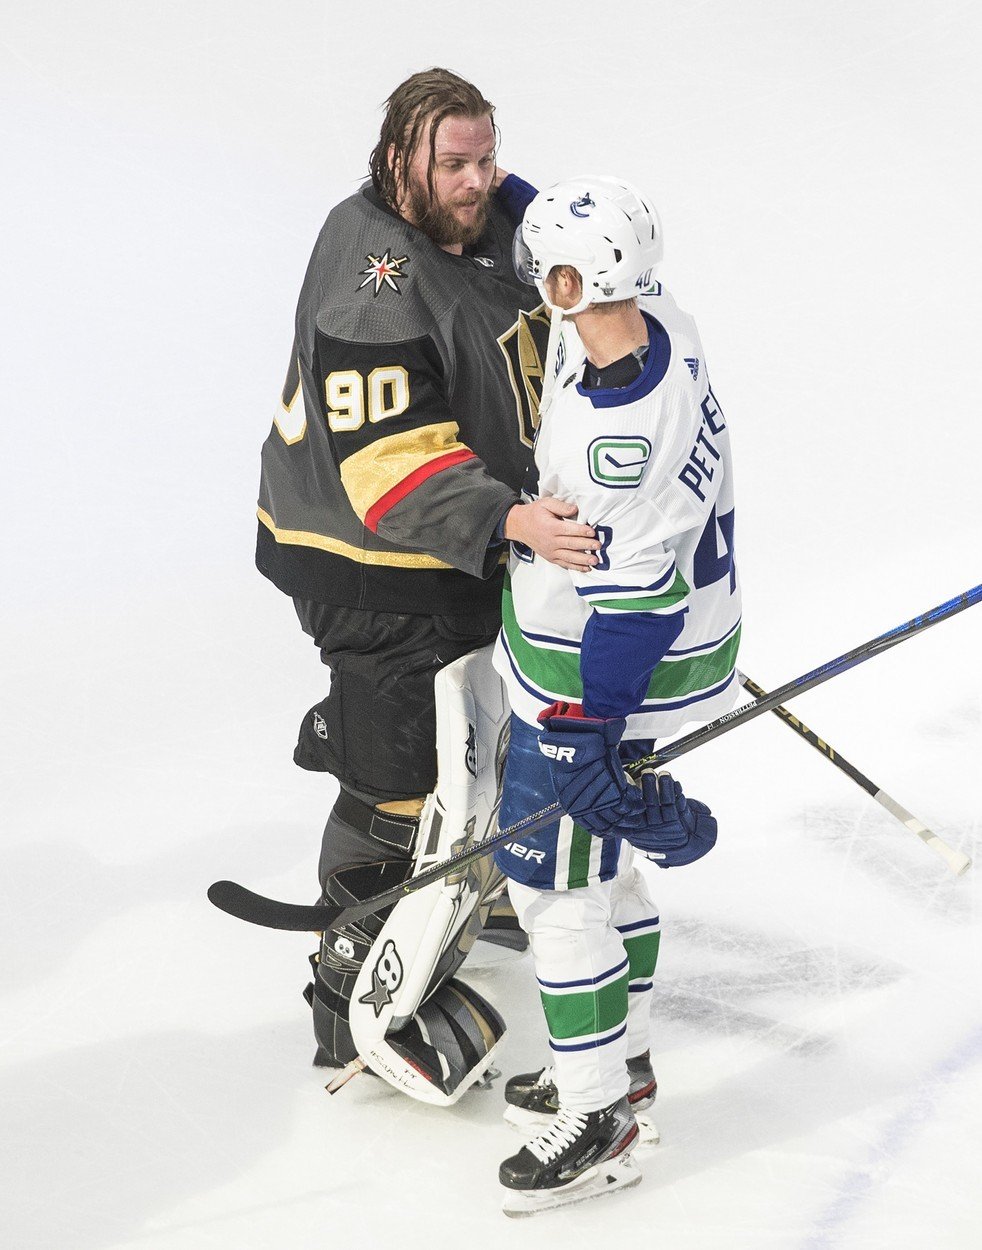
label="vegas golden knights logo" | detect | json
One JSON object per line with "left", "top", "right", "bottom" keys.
{"left": 496, "top": 303, "right": 552, "bottom": 447}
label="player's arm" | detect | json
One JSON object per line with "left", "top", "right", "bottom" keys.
{"left": 571, "top": 510, "right": 689, "bottom": 719}
{"left": 315, "top": 327, "right": 518, "bottom": 579}
{"left": 493, "top": 171, "right": 538, "bottom": 226}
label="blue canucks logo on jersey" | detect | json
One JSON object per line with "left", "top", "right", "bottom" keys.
{"left": 570, "top": 193, "right": 596, "bottom": 218}
{"left": 685, "top": 357, "right": 700, "bottom": 381}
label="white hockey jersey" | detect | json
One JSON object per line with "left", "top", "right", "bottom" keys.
{"left": 493, "top": 286, "right": 741, "bottom": 739}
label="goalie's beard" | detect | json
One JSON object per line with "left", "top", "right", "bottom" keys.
{"left": 406, "top": 176, "right": 490, "bottom": 248}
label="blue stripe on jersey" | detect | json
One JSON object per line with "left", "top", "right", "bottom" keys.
{"left": 576, "top": 564, "right": 677, "bottom": 599}
{"left": 519, "top": 625, "right": 581, "bottom": 650}
{"left": 550, "top": 1024, "right": 628, "bottom": 1053}
{"left": 667, "top": 617, "right": 742, "bottom": 657}
{"left": 537, "top": 957, "right": 629, "bottom": 991}
{"left": 629, "top": 982, "right": 654, "bottom": 993}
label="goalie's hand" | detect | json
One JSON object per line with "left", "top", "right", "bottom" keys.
{"left": 536, "top": 703, "right": 646, "bottom": 835}
{"left": 504, "top": 498, "right": 599, "bottom": 571}
{"left": 627, "top": 771, "right": 718, "bottom": 868}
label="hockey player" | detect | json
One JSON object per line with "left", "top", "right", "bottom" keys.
{"left": 256, "top": 69, "right": 601, "bottom": 1080}
{"left": 491, "top": 177, "right": 741, "bottom": 1214}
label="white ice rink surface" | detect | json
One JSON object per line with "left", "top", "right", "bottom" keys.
{"left": 3, "top": 3, "right": 981, "bottom": 1247}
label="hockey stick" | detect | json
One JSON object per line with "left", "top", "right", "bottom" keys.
{"left": 208, "top": 582, "right": 981, "bottom": 931}
{"left": 738, "top": 671, "right": 971, "bottom": 876}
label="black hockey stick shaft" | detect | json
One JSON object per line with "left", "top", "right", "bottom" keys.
{"left": 739, "top": 671, "right": 880, "bottom": 795}
{"left": 208, "top": 581, "right": 981, "bottom": 930}
{"left": 737, "top": 671, "right": 971, "bottom": 875}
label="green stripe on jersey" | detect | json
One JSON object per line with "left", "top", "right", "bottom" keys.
{"left": 592, "top": 569, "right": 690, "bottom": 612}
{"left": 502, "top": 578, "right": 741, "bottom": 704}
{"left": 539, "top": 972, "right": 629, "bottom": 1041}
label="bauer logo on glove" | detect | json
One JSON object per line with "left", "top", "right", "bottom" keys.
{"left": 539, "top": 742, "right": 577, "bottom": 763}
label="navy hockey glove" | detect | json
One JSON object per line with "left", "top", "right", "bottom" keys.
{"left": 536, "top": 702, "right": 647, "bottom": 835}
{"left": 626, "top": 771, "right": 718, "bottom": 868}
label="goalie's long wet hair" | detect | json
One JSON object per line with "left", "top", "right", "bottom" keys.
{"left": 369, "top": 68, "right": 496, "bottom": 209}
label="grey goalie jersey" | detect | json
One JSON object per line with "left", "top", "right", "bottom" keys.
{"left": 493, "top": 286, "right": 742, "bottom": 738}
{"left": 257, "top": 182, "right": 548, "bottom": 617}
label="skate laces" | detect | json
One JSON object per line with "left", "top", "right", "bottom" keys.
{"left": 526, "top": 1106, "right": 589, "bottom": 1164}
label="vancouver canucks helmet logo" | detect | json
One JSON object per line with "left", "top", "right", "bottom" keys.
{"left": 570, "top": 192, "right": 595, "bottom": 218}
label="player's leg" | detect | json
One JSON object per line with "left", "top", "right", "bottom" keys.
{"left": 292, "top": 601, "right": 501, "bottom": 1067}
{"left": 493, "top": 716, "right": 640, "bottom": 1212}
{"left": 509, "top": 878, "right": 631, "bottom": 1111}
{"left": 505, "top": 856, "right": 659, "bottom": 1128}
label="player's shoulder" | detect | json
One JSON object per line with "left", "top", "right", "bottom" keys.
{"left": 639, "top": 284, "right": 701, "bottom": 350}
{"left": 638, "top": 284, "right": 710, "bottom": 404}
{"left": 304, "top": 186, "right": 444, "bottom": 347}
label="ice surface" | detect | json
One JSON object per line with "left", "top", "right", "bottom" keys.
{"left": 2, "top": 2, "right": 981, "bottom": 1247}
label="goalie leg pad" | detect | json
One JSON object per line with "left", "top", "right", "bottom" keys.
{"left": 346, "top": 645, "right": 512, "bottom": 1103}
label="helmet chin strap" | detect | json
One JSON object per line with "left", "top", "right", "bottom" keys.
{"left": 538, "top": 302, "right": 566, "bottom": 417}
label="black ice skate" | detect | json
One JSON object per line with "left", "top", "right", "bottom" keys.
{"left": 499, "top": 1096, "right": 641, "bottom": 1217}
{"left": 503, "top": 1051, "right": 659, "bottom": 1146}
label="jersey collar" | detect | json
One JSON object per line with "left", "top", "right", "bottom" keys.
{"left": 574, "top": 311, "right": 672, "bottom": 408}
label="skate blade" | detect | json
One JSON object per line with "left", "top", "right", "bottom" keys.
{"left": 504, "top": 1104, "right": 660, "bottom": 1149}
{"left": 501, "top": 1155, "right": 641, "bottom": 1218}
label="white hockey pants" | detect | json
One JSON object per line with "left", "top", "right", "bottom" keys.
{"left": 508, "top": 859, "right": 660, "bottom": 1113}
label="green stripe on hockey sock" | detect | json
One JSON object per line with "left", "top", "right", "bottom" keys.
{"left": 566, "top": 824, "right": 595, "bottom": 889}
{"left": 501, "top": 578, "right": 741, "bottom": 703}
{"left": 539, "top": 972, "right": 629, "bottom": 1041}
{"left": 623, "top": 929, "right": 660, "bottom": 980}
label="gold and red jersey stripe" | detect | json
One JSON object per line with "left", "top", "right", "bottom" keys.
{"left": 339, "top": 421, "right": 477, "bottom": 533}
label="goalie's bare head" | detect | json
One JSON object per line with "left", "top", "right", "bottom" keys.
{"left": 513, "top": 177, "right": 664, "bottom": 315}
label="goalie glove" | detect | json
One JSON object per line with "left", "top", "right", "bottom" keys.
{"left": 536, "top": 702, "right": 647, "bottom": 835}
{"left": 630, "top": 771, "right": 718, "bottom": 868}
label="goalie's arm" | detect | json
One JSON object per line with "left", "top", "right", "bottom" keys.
{"left": 316, "top": 328, "right": 518, "bottom": 579}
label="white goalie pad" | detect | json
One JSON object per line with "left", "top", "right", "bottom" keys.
{"left": 348, "top": 644, "right": 511, "bottom": 1105}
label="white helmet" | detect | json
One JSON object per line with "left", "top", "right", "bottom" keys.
{"left": 513, "top": 176, "right": 663, "bottom": 314}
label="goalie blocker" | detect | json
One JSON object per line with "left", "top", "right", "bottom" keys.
{"left": 307, "top": 645, "right": 512, "bottom": 1105}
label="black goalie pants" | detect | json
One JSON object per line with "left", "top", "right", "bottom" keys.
{"left": 292, "top": 599, "right": 500, "bottom": 801}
